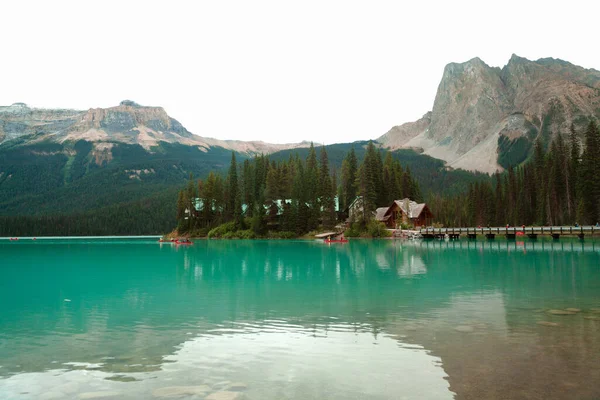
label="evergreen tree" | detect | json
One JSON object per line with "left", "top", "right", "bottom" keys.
{"left": 319, "top": 146, "right": 335, "bottom": 228}
{"left": 305, "top": 143, "right": 320, "bottom": 230}
{"left": 494, "top": 173, "right": 504, "bottom": 226}
{"left": 242, "top": 159, "right": 255, "bottom": 217}
{"left": 176, "top": 190, "right": 186, "bottom": 224}
{"left": 340, "top": 147, "right": 358, "bottom": 210}
{"left": 533, "top": 137, "right": 546, "bottom": 224}
{"left": 265, "top": 164, "right": 280, "bottom": 201}
{"left": 568, "top": 124, "right": 580, "bottom": 222}
{"left": 226, "top": 152, "right": 240, "bottom": 224}
{"left": 186, "top": 173, "right": 197, "bottom": 231}
{"left": 202, "top": 172, "right": 217, "bottom": 227}
{"left": 355, "top": 142, "right": 380, "bottom": 222}
{"left": 292, "top": 159, "right": 308, "bottom": 234}
{"left": 382, "top": 152, "right": 395, "bottom": 203}
{"left": 580, "top": 121, "right": 600, "bottom": 224}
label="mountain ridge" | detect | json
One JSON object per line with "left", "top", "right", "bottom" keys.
{"left": 0, "top": 100, "right": 310, "bottom": 156}
{"left": 378, "top": 55, "right": 600, "bottom": 173}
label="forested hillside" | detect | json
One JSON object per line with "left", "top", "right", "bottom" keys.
{"left": 270, "top": 142, "right": 490, "bottom": 197}
{"left": 432, "top": 121, "right": 600, "bottom": 227}
{"left": 0, "top": 140, "right": 243, "bottom": 235}
{"left": 0, "top": 137, "right": 489, "bottom": 236}
{"left": 175, "top": 142, "right": 426, "bottom": 238}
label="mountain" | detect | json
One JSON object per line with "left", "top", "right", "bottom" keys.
{"left": 0, "top": 101, "right": 313, "bottom": 235}
{"left": 378, "top": 55, "right": 600, "bottom": 173}
{"left": 0, "top": 100, "right": 309, "bottom": 155}
{"left": 0, "top": 101, "right": 489, "bottom": 236}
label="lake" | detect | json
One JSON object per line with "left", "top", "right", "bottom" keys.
{"left": 1, "top": 238, "right": 599, "bottom": 400}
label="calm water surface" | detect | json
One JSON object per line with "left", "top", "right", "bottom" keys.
{"left": 1, "top": 238, "right": 599, "bottom": 400}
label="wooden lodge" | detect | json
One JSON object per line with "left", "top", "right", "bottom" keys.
{"left": 375, "top": 198, "right": 433, "bottom": 228}
{"left": 346, "top": 197, "right": 433, "bottom": 228}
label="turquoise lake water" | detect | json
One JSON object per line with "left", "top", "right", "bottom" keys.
{"left": 1, "top": 238, "right": 599, "bottom": 400}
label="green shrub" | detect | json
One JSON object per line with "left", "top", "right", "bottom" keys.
{"left": 269, "top": 231, "right": 296, "bottom": 239}
{"left": 207, "top": 221, "right": 236, "bottom": 238}
{"left": 238, "top": 229, "right": 257, "bottom": 239}
{"left": 345, "top": 222, "right": 362, "bottom": 237}
{"left": 189, "top": 227, "right": 209, "bottom": 237}
{"left": 222, "top": 231, "right": 238, "bottom": 239}
{"left": 367, "top": 220, "right": 391, "bottom": 238}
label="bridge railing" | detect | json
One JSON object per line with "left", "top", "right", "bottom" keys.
{"left": 418, "top": 226, "right": 597, "bottom": 235}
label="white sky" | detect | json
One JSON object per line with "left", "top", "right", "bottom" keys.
{"left": 2, "top": 0, "right": 599, "bottom": 144}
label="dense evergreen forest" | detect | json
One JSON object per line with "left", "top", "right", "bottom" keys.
{"left": 269, "top": 141, "right": 489, "bottom": 197}
{"left": 0, "top": 190, "right": 177, "bottom": 236}
{"left": 1, "top": 136, "right": 489, "bottom": 236}
{"left": 178, "top": 121, "right": 600, "bottom": 237}
{"left": 175, "top": 142, "right": 423, "bottom": 237}
{"left": 3, "top": 118, "right": 597, "bottom": 238}
{"left": 0, "top": 141, "right": 238, "bottom": 236}
{"left": 431, "top": 121, "right": 600, "bottom": 227}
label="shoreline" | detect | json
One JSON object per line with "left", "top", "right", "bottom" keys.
{"left": 0, "top": 235, "right": 162, "bottom": 240}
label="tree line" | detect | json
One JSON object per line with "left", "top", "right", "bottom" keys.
{"left": 175, "top": 142, "right": 422, "bottom": 236}
{"left": 431, "top": 121, "right": 600, "bottom": 227}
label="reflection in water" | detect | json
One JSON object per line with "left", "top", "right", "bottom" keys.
{"left": 0, "top": 238, "right": 599, "bottom": 399}
{"left": 410, "top": 237, "right": 600, "bottom": 253}
{"left": 0, "top": 325, "right": 453, "bottom": 400}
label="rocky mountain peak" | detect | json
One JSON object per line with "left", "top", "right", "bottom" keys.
{"left": 119, "top": 100, "right": 141, "bottom": 107}
{"left": 507, "top": 53, "right": 528, "bottom": 64}
{"left": 442, "top": 57, "right": 488, "bottom": 79}
{"left": 0, "top": 101, "right": 310, "bottom": 156}
{"left": 379, "top": 55, "right": 600, "bottom": 174}
{"left": 0, "top": 102, "right": 31, "bottom": 115}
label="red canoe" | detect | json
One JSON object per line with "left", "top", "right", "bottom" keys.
{"left": 324, "top": 238, "right": 348, "bottom": 243}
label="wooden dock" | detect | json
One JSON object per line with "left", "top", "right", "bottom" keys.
{"left": 418, "top": 226, "right": 598, "bottom": 240}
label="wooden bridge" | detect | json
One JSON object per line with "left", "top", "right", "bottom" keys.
{"left": 418, "top": 226, "right": 598, "bottom": 240}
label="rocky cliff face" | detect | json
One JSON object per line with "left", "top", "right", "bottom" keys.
{"left": 379, "top": 55, "right": 600, "bottom": 173}
{"left": 0, "top": 100, "right": 308, "bottom": 156}
{"left": 0, "top": 103, "right": 82, "bottom": 144}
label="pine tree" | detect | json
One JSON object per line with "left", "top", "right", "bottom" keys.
{"left": 382, "top": 152, "right": 395, "bottom": 203}
{"left": 568, "top": 124, "right": 580, "bottom": 222}
{"left": 533, "top": 138, "right": 546, "bottom": 224}
{"left": 226, "top": 152, "right": 240, "bottom": 224}
{"left": 356, "top": 142, "right": 380, "bottom": 221}
{"left": 202, "top": 172, "right": 216, "bottom": 227}
{"left": 494, "top": 173, "right": 504, "bottom": 226}
{"left": 292, "top": 158, "right": 308, "bottom": 234}
{"left": 318, "top": 146, "right": 335, "bottom": 228}
{"left": 242, "top": 159, "right": 255, "bottom": 217}
{"left": 265, "top": 164, "right": 280, "bottom": 202}
{"left": 176, "top": 190, "right": 186, "bottom": 223}
{"left": 186, "top": 173, "right": 197, "bottom": 231}
{"left": 340, "top": 147, "right": 358, "bottom": 210}
{"left": 580, "top": 121, "right": 600, "bottom": 224}
{"left": 305, "top": 143, "right": 320, "bottom": 230}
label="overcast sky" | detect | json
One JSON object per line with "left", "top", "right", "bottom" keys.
{"left": 2, "top": 0, "right": 599, "bottom": 144}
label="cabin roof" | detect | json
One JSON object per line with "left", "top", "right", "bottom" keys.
{"left": 375, "top": 207, "right": 389, "bottom": 221}
{"left": 392, "top": 198, "right": 428, "bottom": 218}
